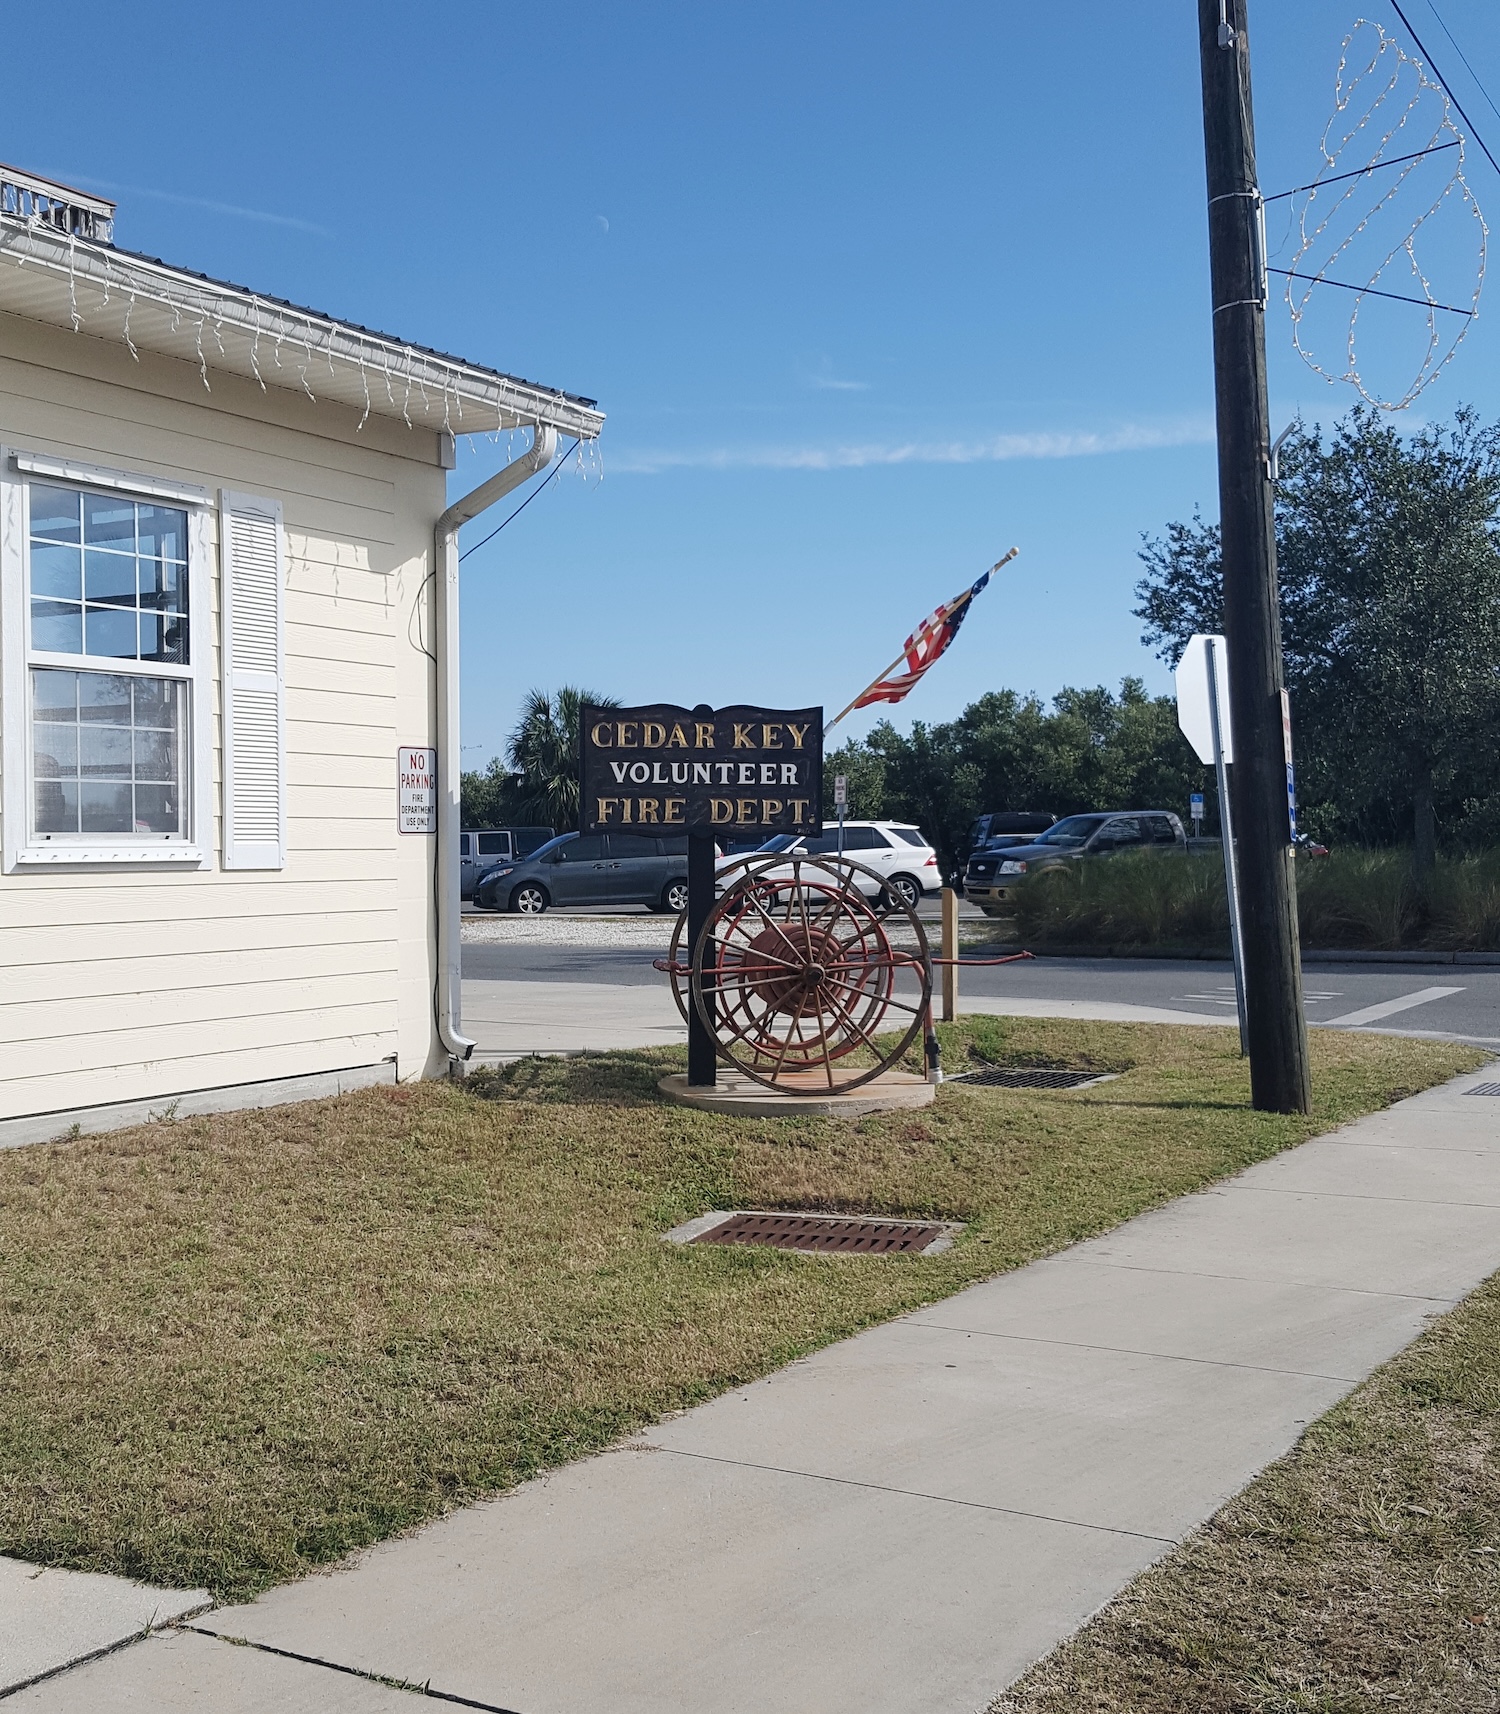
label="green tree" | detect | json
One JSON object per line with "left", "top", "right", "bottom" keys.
{"left": 1136, "top": 408, "right": 1500, "bottom": 870}
{"left": 459, "top": 756, "right": 521, "bottom": 828}
{"left": 839, "top": 680, "right": 1205, "bottom": 877}
{"left": 824, "top": 740, "right": 887, "bottom": 819}
{"left": 506, "top": 687, "right": 619, "bottom": 833}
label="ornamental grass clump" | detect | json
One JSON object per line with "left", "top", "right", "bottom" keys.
{"left": 1013, "top": 852, "right": 1230, "bottom": 950}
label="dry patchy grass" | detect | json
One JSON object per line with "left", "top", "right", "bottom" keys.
{"left": 994, "top": 1268, "right": 1500, "bottom": 1714}
{"left": 0, "top": 1017, "right": 1479, "bottom": 1601}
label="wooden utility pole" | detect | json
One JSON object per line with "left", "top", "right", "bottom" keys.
{"left": 1197, "top": 0, "right": 1311, "bottom": 1113}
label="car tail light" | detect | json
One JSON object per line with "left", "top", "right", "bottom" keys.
{"left": 923, "top": 855, "right": 937, "bottom": 866}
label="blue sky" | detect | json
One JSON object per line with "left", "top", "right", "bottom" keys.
{"left": 7, "top": 1, "right": 1498, "bottom": 764}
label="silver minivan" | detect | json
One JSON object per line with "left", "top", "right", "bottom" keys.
{"left": 460, "top": 826, "right": 553, "bottom": 897}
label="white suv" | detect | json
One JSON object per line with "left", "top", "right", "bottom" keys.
{"left": 717, "top": 821, "right": 941, "bottom": 909}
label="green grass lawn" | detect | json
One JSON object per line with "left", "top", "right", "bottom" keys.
{"left": 0, "top": 1017, "right": 1481, "bottom": 1601}
{"left": 995, "top": 1265, "right": 1500, "bottom": 1714}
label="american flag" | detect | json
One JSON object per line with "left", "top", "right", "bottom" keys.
{"left": 845, "top": 555, "right": 1010, "bottom": 715}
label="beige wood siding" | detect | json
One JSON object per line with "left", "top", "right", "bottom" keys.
{"left": 0, "top": 311, "right": 448, "bottom": 1122}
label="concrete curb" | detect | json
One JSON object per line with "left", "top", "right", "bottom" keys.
{"left": 960, "top": 944, "right": 1500, "bottom": 967}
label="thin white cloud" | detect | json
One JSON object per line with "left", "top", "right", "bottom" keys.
{"left": 810, "top": 375, "right": 870, "bottom": 392}
{"left": 64, "top": 173, "right": 329, "bottom": 235}
{"left": 610, "top": 420, "right": 1215, "bottom": 475}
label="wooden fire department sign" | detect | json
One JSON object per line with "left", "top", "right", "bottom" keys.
{"left": 580, "top": 704, "right": 823, "bottom": 836}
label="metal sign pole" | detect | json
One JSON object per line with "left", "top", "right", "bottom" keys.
{"left": 835, "top": 773, "right": 847, "bottom": 855}
{"left": 1208, "top": 639, "right": 1249, "bottom": 1055}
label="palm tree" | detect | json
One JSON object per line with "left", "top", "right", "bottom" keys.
{"left": 506, "top": 687, "right": 619, "bottom": 832}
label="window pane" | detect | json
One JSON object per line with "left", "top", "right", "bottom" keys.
{"left": 83, "top": 491, "right": 135, "bottom": 548}
{"left": 609, "top": 834, "right": 657, "bottom": 858}
{"left": 892, "top": 828, "right": 927, "bottom": 847}
{"left": 32, "top": 669, "right": 77, "bottom": 719}
{"left": 31, "top": 600, "right": 82, "bottom": 654}
{"left": 84, "top": 606, "right": 139, "bottom": 658}
{"left": 561, "top": 836, "right": 605, "bottom": 861}
{"left": 801, "top": 832, "right": 840, "bottom": 855}
{"left": 80, "top": 781, "right": 133, "bottom": 832}
{"left": 139, "top": 558, "right": 187, "bottom": 610}
{"left": 84, "top": 548, "right": 138, "bottom": 605}
{"left": 80, "top": 725, "right": 133, "bottom": 778}
{"left": 133, "top": 786, "right": 178, "bottom": 833}
{"left": 31, "top": 541, "right": 82, "bottom": 600}
{"left": 137, "top": 505, "right": 187, "bottom": 563}
{"left": 133, "top": 728, "right": 176, "bottom": 782}
{"left": 33, "top": 722, "right": 78, "bottom": 777}
{"left": 140, "top": 612, "right": 188, "bottom": 664}
{"left": 476, "top": 832, "right": 511, "bottom": 854}
{"left": 79, "top": 674, "right": 133, "bottom": 722}
{"left": 35, "top": 779, "right": 78, "bottom": 832}
{"left": 30, "top": 485, "right": 81, "bottom": 543}
{"left": 131, "top": 677, "right": 176, "bottom": 726}
{"left": 659, "top": 835, "right": 689, "bottom": 856}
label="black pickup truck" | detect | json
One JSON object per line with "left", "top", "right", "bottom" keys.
{"left": 963, "top": 810, "right": 1187, "bottom": 915}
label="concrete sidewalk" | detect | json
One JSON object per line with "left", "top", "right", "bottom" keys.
{"left": 18, "top": 1065, "right": 1500, "bottom": 1713}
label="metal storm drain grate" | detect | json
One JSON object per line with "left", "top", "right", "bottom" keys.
{"left": 1468, "top": 1083, "right": 1500, "bottom": 1097}
{"left": 956, "top": 1065, "right": 1118, "bottom": 1090}
{"left": 688, "top": 1211, "right": 953, "bottom": 1255}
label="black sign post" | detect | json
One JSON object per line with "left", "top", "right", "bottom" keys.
{"left": 581, "top": 702, "right": 823, "bottom": 1087}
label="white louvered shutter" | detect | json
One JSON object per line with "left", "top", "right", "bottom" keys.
{"left": 220, "top": 490, "right": 286, "bottom": 869}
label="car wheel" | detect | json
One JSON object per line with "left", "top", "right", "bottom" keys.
{"left": 511, "top": 883, "right": 549, "bottom": 915}
{"left": 660, "top": 878, "right": 689, "bottom": 914}
{"left": 887, "top": 874, "right": 922, "bottom": 910}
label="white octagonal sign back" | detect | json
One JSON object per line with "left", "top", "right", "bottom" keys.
{"left": 1175, "top": 633, "right": 1234, "bottom": 765}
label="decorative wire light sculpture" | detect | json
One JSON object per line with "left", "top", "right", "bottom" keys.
{"left": 1284, "top": 18, "right": 1487, "bottom": 411}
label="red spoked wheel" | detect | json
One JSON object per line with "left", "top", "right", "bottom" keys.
{"left": 687, "top": 852, "right": 932, "bottom": 1093}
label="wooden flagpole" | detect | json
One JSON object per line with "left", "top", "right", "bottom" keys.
{"left": 823, "top": 548, "right": 1018, "bottom": 735}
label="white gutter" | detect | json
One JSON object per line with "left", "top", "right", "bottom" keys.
{"left": 433, "top": 424, "right": 558, "bottom": 1063}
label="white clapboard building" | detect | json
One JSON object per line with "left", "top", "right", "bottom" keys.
{"left": 0, "top": 166, "right": 602, "bottom": 1142}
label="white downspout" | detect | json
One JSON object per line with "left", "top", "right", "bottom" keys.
{"left": 433, "top": 423, "right": 558, "bottom": 1063}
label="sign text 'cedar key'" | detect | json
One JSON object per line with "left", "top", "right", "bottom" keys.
{"left": 581, "top": 704, "right": 823, "bottom": 835}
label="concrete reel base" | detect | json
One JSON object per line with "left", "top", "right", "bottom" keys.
{"left": 658, "top": 1067, "right": 937, "bottom": 1118}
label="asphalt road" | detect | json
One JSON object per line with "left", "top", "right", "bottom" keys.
{"left": 463, "top": 932, "right": 1500, "bottom": 1047}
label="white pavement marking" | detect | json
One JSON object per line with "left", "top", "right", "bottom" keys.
{"left": 179, "top": 1069, "right": 1500, "bottom": 1714}
{"left": 1323, "top": 985, "right": 1465, "bottom": 1028}
{"left": 0, "top": 1557, "right": 209, "bottom": 1698}
{"left": 956, "top": 995, "right": 1229, "bottom": 1027}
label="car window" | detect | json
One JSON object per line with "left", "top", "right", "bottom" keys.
{"left": 842, "top": 827, "right": 886, "bottom": 850}
{"left": 1145, "top": 815, "right": 1178, "bottom": 844}
{"left": 459, "top": 834, "right": 471, "bottom": 856}
{"left": 477, "top": 832, "right": 511, "bottom": 855}
{"left": 1097, "top": 817, "right": 1144, "bottom": 847}
{"left": 1033, "top": 815, "right": 1108, "bottom": 847}
{"left": 608, "top": 834, "right": 658, "bottom": 859}
{"left": 891, "top": 828, "right": 927, "bottom": 847}
{"left": 800, "top": 831, "right": 841, "bottom": 855}
{"left": 513, "top": 826, "right": 555, "bottom": 856}
{"left": 557, "top": 835, "right": 605, "bottom": 862}
{"left": 752, "top": 834, "right": 800, "bottom": 853}
{"left": 658, "top": 835, "right": 689, "bottom": 856}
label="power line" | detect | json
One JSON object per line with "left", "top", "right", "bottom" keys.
{"left": 1388, "top": 0, "right": 1500, "bottom": 182}
{"left": 1422, "top": 0, "right": 1500, "bottom": 128}
{"left": 1268, "top": 265, "right": 1476, "bottom": 316}
{"left": 1262, "top": 139, "right": 1459, "bottom": 203}
{"left": 458, "top": 437, "right": 583, "bottom": 561}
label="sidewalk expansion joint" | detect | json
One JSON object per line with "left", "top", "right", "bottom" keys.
{"left": 1224, "top": 1183, "right": 1500, "bottom": 1211}
{"left": 180, "top": 1627, "right": 527, "bottom": 1713}
{"left": 0, "top": 1599, "right": 214, "bottom": 1703}
{"left": 1062, "top": 1257, "right": 1460, "bottom": 1303}
{"left": 896, "top": 1321, "right": 1364, "bottom": 1384}
{"left": 646, "top": 1447, "right": 1177, "bottom": 1545}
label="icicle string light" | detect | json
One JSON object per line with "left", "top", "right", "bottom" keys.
{"left": 0, "top": 214, "right": 603, "bottom": 444}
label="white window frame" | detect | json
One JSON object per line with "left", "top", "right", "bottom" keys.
{"left": 1, "top": 446, "right": 213, "bottom": 870}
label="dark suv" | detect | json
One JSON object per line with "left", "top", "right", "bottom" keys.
{"left": 964, "top": 811, "right": 1186, "bottom": 915}
{"left": 473, "top": 831, "right": 691, "bottom": 914}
